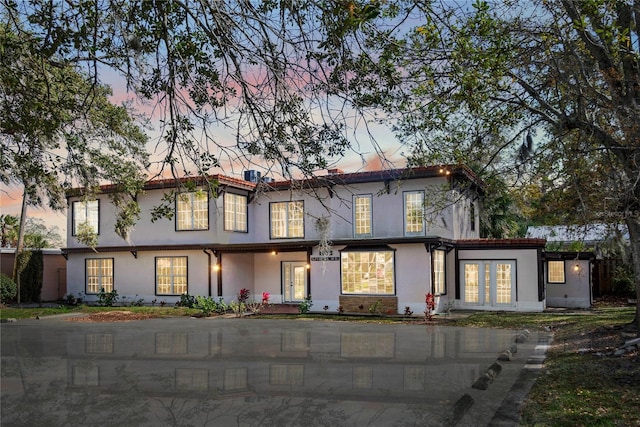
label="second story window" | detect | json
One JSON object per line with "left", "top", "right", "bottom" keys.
{"left": 177, "top": 191, "right": 208, "bottom": 231}
{"left": 72, "top": 200, "right": 99, "bottom": 236}
{"left": 353, "top": 194, "right": 372, "bottom": 237}
{"left": 270, "top": 201, "right": 304, "bottom": 238}
{"left": 224, "top": 193, "right": 248, "bottom": 232}
{"left": 404, "top": 191, "right": 425, "bottom": 236}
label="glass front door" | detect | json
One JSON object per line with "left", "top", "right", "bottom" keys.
{"left": 461, "top": 261, "right": 515, "bottom": 306}
{"left": 282, "top": 262, "right": 307, "bottom": 302}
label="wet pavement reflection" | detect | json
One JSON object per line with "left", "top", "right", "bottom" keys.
{"left": 1, "top": 317, "right": 539, "bottom": 426}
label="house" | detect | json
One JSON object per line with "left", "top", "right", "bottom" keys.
{"left": 526, "top": 224, "right": 630, "bottom": 308}
{"left": 63, "top": 166, "right": 547, "bottom": 313}
{"left": 0, "top": 248, "right": 67, "bottom": 301}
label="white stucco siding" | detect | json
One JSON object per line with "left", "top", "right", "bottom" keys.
{"left": 453, "top": 195, "right": 480, "bottom": 240}
{"left": 252, "top": 251, "right": 308, "bottom": 303}
{"left": 457, "top": 248, "right": 543, "bottom": 312}
{"left": 394, "top": 244, "right": 432, "bottom": 315}
{"left": 67, "top": 190, "right": 219, "bottom": 248}
{"left": 546, "top": 260, "right": 592, "bottom": 308}
{"left": 66, "top": 250, "right": 212, "bottom": 304}
{"left": 220, "top": 253, "right": 255, "bottom": 301}
{"left": 309, "top": 246, "right": 342, "bottom": 311}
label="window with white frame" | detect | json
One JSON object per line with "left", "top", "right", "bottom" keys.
{"left": 547, "top": 260, "right": 565, "bottom": 283}
{"left": 353, "top": 194, "right": 372, "bottom": 237}
{"left": 404, "top": 191, "right": 425, "bottom": 236}
{"left": 86, "top": 258, "right": 113, "bottom": 294}
{"left": 224, "top": 193, "right": 248, "bottom": 232}
{"left": 156, "top": 257, "right": 188, "bottom": 295}
{"left": 433, "top": 250, "right": 446, "bottom": 295}
{"left": 176, "top": 191, "right": 208, "bottom": 230}
{"left": 270, "top": 201, "right": 304, "bottom": 238}
{"left": 72, "top": 200, "right": 99, "bottom": 236}
{"left": 341, "top": 250, "right": 395, "bottom": 295}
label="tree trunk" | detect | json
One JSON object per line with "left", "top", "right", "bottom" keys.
{"left": 625, "top": 216, "right": 640, "bottom": 331}
{"left": 12, "top": 190, "right": 28, "bottom": 305}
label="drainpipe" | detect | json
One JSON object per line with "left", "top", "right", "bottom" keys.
{"left": 306, "top": 248, "right": 312, "bottom": 297}
{"left": 203, "top": 249, "right": 213, "bottom": 297}
{"left": 216, "top": 252, "right": 222, "bottom": 297}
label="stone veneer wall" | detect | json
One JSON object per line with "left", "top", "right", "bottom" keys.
{"left": 339, "top": 295, "right": 398, "bottom": 314}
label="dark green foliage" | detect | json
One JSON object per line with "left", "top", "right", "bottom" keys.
{"left": 97, "top": 288, "right": 119, "bottom": 307}
{"left": 299, "top": 295, "right": 313, "bottom": 314}
{"left": 18, "top": 250, "right": 43, "bottom": 303}
{"left": 0, "top": 274, "right": 17, "bottom": 303}
{"left": 177, "top": 293, "right": 196, "bottom": 308}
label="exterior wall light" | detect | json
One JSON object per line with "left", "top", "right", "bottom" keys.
{"left": 573, "top": 264, "right": 581, "bottom": 272}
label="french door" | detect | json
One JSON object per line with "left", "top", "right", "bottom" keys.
{"left": 282, "top": 262, "right": 308, "bottom": 302}
{"left": 461, "top": 261, "right": 516, "bottom": 306}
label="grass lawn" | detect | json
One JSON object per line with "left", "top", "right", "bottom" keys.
{"left": 448, "top": 306, "right": 639, "bottom": 427}
{"left": 0, "top": 304, "right": 198, "bottom": 320}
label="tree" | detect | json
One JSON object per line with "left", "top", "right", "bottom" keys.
{"left": 0, "top": 215, "right": 62, "bottom": 249}
{"left": 323, "top": 0, "right": 640, "bottom": 328}
{"left": 0, "top": 214, "right": 19, "bottom": 247}
{"left": 1, "top": 23, "right": 148, "bottom": 302}
{"left": 2, "top": 0, "right": 369, "bottom": 183}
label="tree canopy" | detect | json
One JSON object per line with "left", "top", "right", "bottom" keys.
{"left": 325, "top": 0, "right": 639, "bottom": 325}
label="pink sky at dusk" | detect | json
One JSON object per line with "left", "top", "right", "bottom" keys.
{"left": 1, "top": 69, "right": 405, "bottom": 248}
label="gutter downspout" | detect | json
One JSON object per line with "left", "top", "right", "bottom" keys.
{"left": 203, "top": 249, "right": 213, "bottom": 297}
{"left": 306, "top": 248, "right": 312, "bottom": 297}
{"left": 216, "top": 252, "right": 222, "bottom": 297}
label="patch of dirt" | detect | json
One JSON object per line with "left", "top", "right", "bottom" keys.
{"left": 592, "top": 295, "right": 635, "bottom": 308}
{"left": 67, "top": 311, "right": 158, "bottom": 322}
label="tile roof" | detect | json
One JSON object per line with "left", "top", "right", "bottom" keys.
{"left": 66, "top": 165, "right": 484, "bottom": 196}
{"left": 456, "top": 238, "right": 546, "bottom": 248}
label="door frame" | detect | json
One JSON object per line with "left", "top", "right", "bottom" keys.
{"left": 460, "top": 260, "right": 516, "bottom": 307}
{"left": 281, "top": 261, "right": 308, "bottom": 303}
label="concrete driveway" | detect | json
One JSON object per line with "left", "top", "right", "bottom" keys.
{"left": 1, "top": 316, "right": 549, "bottom": 426}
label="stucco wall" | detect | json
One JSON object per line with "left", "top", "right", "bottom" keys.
{"left": 456, "top": 247, "right": 544, "bottom": 312}
{"left": 0, "top": 250, "right": 66, "bottom": 301}
{"left": 69, "top": 173, "right": 478, "bottom": 250}
{"left": 546, "top": 259, "right": 592, "bottom": 308}
{"left": 66, "top": 250, "right": 211, "bottom": 304}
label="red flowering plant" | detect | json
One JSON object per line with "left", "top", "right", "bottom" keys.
{"left": 238, "top": 288, "right": 250, "bottom": 303}
{"left": 244, "top": 290, "right": 271, "bottom": 315}
{"left": 425, "top": 293, "right": 436, "bottom": 321}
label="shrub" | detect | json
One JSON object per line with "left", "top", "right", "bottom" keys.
{"left": 238, "top": 288, "right": 250, "bottom": 303}
{"left": 17, "top": 250, "right": 43, "bottom": 303}
{"left": 97, "top": 288, "right": 119, "bottom": 307}
{"left": 0, "top": 274, "right": 17, "bottom": 304}
{"left": 177, "top": 293, "right": 196, "bottom": 308}
{"left": 299, "top": 295, "right": 313, "bottom": 314}
{"left": 194, "top": 296, "right": 218, "bottom": 316}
